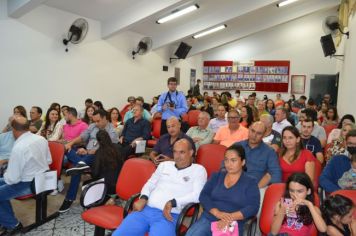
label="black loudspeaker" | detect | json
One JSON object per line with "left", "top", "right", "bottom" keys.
{"left": 162, "top": 66, "right": 168, "bottom": 71}
{"left": 174, "top": 42, "right": 192, "bottom": 59}
{"left": 320, "top": 34, "right": 336, "bottom": 57}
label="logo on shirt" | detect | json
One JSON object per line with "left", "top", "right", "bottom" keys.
{"left": 183, "top": 176, "right": 190, "bottom": 182}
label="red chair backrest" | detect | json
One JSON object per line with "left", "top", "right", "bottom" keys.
{"left": 48, "top": 141, "right": 65, "bottom": 178}
{"left": 116, "top": 158, "right": 156, "bottom": 200}
{"left": 181, "top": 113, "right": 189, "bottom": 122}
{"left": 330, "top": 190, "right": 356, "bottom": 218}
{"left": 120, "top": 104, "right": 131, "bottom": 121}
{"left": 323, "top": 124, "right": 337, "bottom": 139}
{"left": 291, "top": 107, "right": 300, "bottom": 114}
{"left": 187, "top": 110, "right": 201, "bottom": 127}
{"left": 260, "top": 183, "right": 319, "bottom": 236}
{"left": 151, "top": 118, "right": 161, "bottom": 139}
{"left": 196, "top": 144, "right": 226, "bottom": 178}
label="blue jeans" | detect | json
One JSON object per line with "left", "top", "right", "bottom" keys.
{"left": 112, "top": 206, "right": 179, "bottom": 236}
{"left": 0, "top": 178, "right": 32, "bottom": 228}
{"left": 186, "top": 214, "right": 212, "bottom": 236}
{"left": 65, "top": 149, "right": 95, "bottom": 201}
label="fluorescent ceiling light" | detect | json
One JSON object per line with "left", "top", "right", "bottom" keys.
{"left": 277, "top": 0, "right": 299, "bottom": 7}
{"left": 193, "top": 25, "right": 227, "bottom": 39}
{"left": 156, "top": 4, "right": 199, "bottom": 24}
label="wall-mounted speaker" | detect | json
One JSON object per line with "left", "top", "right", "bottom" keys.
{"left": 174, "top": 42, "right": 192, "bottom": 59}
{"left": 162, "top": 65, "right": 168, "bottom": 71}
{"left": 320, "top": 34, "right": 336, "bottom": 57}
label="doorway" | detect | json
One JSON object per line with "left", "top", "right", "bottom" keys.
{"left": 309, "top": 73, "right": 339, "bottom": 106}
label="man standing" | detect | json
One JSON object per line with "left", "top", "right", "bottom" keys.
{"left": 156, "top": 77, "right": 188, "bottom": 135}
{"left": 186, "top": 112, "right": 214, "bottom": 150}
{"left": 213, "top": 110, "right": 248, "bottom": 147}
{"left": 0, "top": 117, "right": 51, "bottom": 235}
{"left": 192, "top": 79, "right": 201, "bottom": 97}
{"left": 113, "top": 139, "right": 207, "bottom": 236}
{"left": 208, "top": 104, "right": 227, "bottom": 133}
{"left": 118, "top": 105, "right": 151, "bottom": 160}
{"left": 29, "top": 106, "right": 43, "bottom": 133}
{"left": 150, "top": 117, "right": 195, "bottom": 166}
{"left": 300, "top": 118, "right": 324, "bottom": 163}
{"left": 59, "top": 109, "right": 118, "bottom": 213}
{"left": 272, "top": 107, "right": 292, "bottom": 134}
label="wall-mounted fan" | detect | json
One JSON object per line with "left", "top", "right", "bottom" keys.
{"left": 322, "top": 16, "right": 349, "bottom": 38}
{"left": 63, "top": 18, "right": 89, "bottom": 52}
{"left": 132, "top": 37, "right": 153, "bottom": 59}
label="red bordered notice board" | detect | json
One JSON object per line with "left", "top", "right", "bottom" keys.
{"left": 202, "top": 60, "right": 290, "bottom": 92}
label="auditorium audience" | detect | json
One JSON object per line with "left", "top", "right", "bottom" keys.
{"left": 37, "top": 107, "right": 63, "bottom": 141}
{"left": 300, "top": 118, "right": 324, "bottom": 163}
{"left": 266, "top": 99, "right": 276, "bottom": 116}
{"left": 109, "top": 107, "right": 123, "bottom": 136}
{"left": 112, "top": 139, "right": 207, "bottom": 236}
{"left": 186, "top": 111, "right": 214, "bottom": 150}
{"left": 78, "top": 98, "right": 93, "bottom": 119}
{"left": 240, "top": 105, "right": 254, "bottom": 128}
{"left": 259, "top": 114, "right": 281, "bottom": 152}
{"left": 2, "top": 105, "right": 27, "bottom": 132}
{"left": 200, "top": 98, "right": 214, "bottom": 118}
{"left": 60, "top": 107, "right": 88, "bottom": 143}
{"left": 322, "top": 106, "right": 339, "bottom": 126}
{"left": 272, "top": 107, "right": 292, "bottom": 134}
{"left": 186, "top": 144, "right": 260, "bottom": 236}
{"left": 124, "top": 98, "right": 152, "bottom": 123}
{"left": 208, "top": 104, "right": 227, "bottom": 133}
{"left": 29, "top": 106, "right": 43, "bottom": 133}
{"left": 327, "top": 114, "right": 355, "bottom": 144}
{"left": 214, "top": 110, "right": 248, "bottom": 147}
{"left": 82, "top": 105, "right": 95, "bottom": 125}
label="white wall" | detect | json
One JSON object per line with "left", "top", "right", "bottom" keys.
{"left": 202, "top": 8, "right": 337, "bottom": 101}
{"left": 0, "top": 1, "right": 203, "bottom": 128}
{"left": 337, "top": 13, "right": 356, "bottom": 117}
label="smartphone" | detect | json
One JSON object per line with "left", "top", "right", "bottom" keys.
{"left": 283, "top": 198, "right": 297, "bottom": 218}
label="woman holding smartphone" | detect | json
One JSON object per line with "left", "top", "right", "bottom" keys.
{"left": 270, "top": 172, "right": 326, "bottom": 235}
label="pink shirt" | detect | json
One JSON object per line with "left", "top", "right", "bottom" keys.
{"left": 63, "top": 120, "right": 88, "bottom": 141}
{"left": 214, "top": 125, "right": 249, "bottom": 147}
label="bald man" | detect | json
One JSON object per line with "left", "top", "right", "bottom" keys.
{"left": 113, "top": 139, "right": 207, "bottom": 236}
{"left": 0, "top": 117, "right": 52, "bottom": 234}
{"left": 150, "top": 117, "right": 195, "bottom": 165}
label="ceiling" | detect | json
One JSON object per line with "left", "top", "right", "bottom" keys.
{"left": 7, "top": 0, "right": 340, "bottom": 56}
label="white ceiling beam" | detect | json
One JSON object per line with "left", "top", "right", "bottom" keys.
{"left": 151, "top": 0, "right": 278, "bottom": 50}
{"left": 101, "top": 0, "right": 187, "bottom": 39}
{"left": 188, "top": 0, "right": 339, "bottom": 56}
{"left": 7, "top": 0, "right": 47, "bottom": 18}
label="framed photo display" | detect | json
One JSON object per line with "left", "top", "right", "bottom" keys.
{"left": 291, "top": 75, "right": 306, "bottom": 94}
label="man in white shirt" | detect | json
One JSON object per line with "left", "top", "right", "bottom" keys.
{"left": 272, "top": 107, "right": 292, "bottom": 134}
{"left": 113, "top": 138, "right": 207, "bottom": 236}
{"left": 0, "top": 116, "right": 51, "bottom": 235}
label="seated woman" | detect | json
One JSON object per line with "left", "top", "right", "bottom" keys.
{"left": 109, "top": 107, "right": 124, "bottom": 136}
{"left": 326, "top": 123, "right": 356, "bottom": 162}
{"left": 186, "top": 144, "right": 260, "bottom": 236}
{"left": 82, "top": 105, "right": 95, "bottom": 125}
{"left": 328, "top": 114, "right": 355, "bottom": 144}
{"left": 317, "top": 102, "right": 328, "bottom": 125}
{"left": 92, "top": 130, "right": 124, "bottom": 202}
{"left": 37, "top": 107, "right": 63, "bottom": 141}
{"left": 200, "top": 98, "right": 214, "bottom": 118}
{"left": 322, "top": 194, "right": 356, "bottom": 235}
{"left": 2, "top": 105, "right": 27, "bottom": 132}
{"left": 240, "top": 105, "right": 254, "bottom": 128}
{"left": 266, "top": 99, "right": 276, "bottom": 117}
{"left": 279, "top": 126, "right": 315, "bottom": 183}
{"left": 270, "top": 172, "right": 326, "bottom": 235}
{"left": 322, "top": 107, "right": 339, "bottom": 126}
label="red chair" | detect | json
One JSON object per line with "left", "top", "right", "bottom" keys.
{"left": 181, "top": 113, "right": 189, "bottom": 123}
{"left": 330, "top": 190, "right": 356, "bottom": 218}
{"left": 187, "top": 110, "right": 201, "bottom": 127}
{"left": 323, "top": 124, "right": 337, "bottom": 139}
{"left": 81, "top": 158, "right": 156, "bottom": 236}
{"left": 291, "top": 107, "right": 300, "bottom": 114}
{"left": 260, "top": 183, "right": 319, "bottom": 236}
{"left": 17, "top": 141, "right": 65, "bottom": 232}
{"left": 147, "top": 118, "right": 161, "bottom": 148}
{"left": 196, "top": 144, "right": 226, "bottom": 178}
{"left": 120, "top": 104, "right": 131, "bottom": 122}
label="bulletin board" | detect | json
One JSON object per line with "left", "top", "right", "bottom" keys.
{"left": 202, "top": 60, "right": 290, "bottom": 92}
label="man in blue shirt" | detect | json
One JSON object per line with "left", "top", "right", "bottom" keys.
{"left": 156, "top": 77, "right": 188, "bottom": 135}
{"left": 300, "top": 118, "right": 324, "bottom": 163}
{"left": 320, "top": 129, "right": 356, "bottom": 193}
{"left": 0, "top": 131, "right": 15, "bottom": 177}
{"left": 118, "top": 104, "right": 151, "bottom": 160}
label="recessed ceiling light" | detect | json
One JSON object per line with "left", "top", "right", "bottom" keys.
{"left": 156, "top": 4, "right": 199, "bottom": 24}
{"left": 193, "top": 25, "right": 227, "bottom": 39}
{"left": 277, "top": 0, "right": 299, "bottom": 7}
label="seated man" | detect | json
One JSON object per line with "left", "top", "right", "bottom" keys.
{"left": 0, "top": 116, "right": 51, "bottom": 235}
{"left": 61, "top": 107, "right": 88, "bottom": 143}
{"left": 319, "top": 129, "right": 356, "bottom": 193}
{"left": 118, "top": 104, "right": 151, "bottom": 159}
{"left": 59, "top": 109, "right": 118, "bottom": 213}
{"left": 300, "top": 118, "right": 324, "bottom": 163}
{"left": 112, "top": 139, "right": 207, "bottom": 236}
{"left": 272, "top": 107, "right": 292, "bottom": 134}
{"left": 186, "top": 111, "right": 214, "bottom": 150}
{"left": 259, "top": 114, "right": 281, "bottom": 153}
{"left": 208, "top": 104, "right": 227, "bottom": 133}
{"left": 124, "top": 97, "right": 152, "bottom": 123}
{"left": 29, "top": 106, "right": 43, "bottom": 133}
{"left": 0, "top": 131, "right": 15, "bottom": 177}
{"left": 213, "top": 110, "right": 248, "bottom": 147}
{"left": 150, "top": 117, "right": 195, "bottom": 165}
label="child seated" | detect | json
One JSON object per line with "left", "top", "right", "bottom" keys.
{"left": 338, "top": 154, "right": 356, "bottom": 190}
